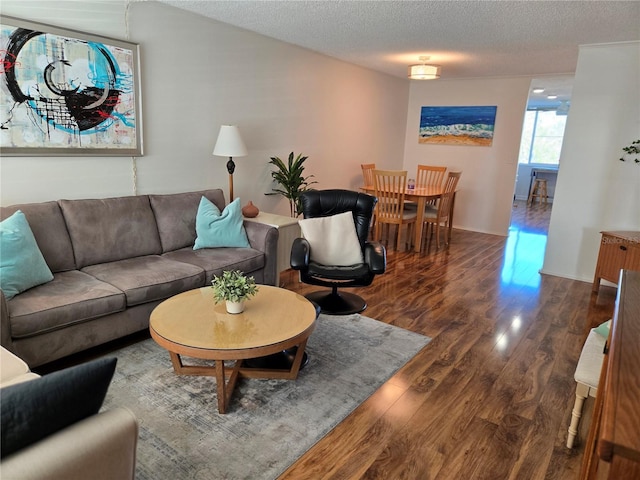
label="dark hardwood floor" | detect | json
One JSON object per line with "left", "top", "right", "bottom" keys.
{"left": 278, "top": 200, "right": 617, "bottom": 479}
{"left": 34, "top": 200, "right": 616, "bottom": 479}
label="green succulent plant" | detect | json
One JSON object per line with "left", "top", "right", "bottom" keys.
{"left": 267, "top": 152, "right": 317, "bottom": 217}
{"left": 211, "top": 270, "right": 258, "bottom": 303}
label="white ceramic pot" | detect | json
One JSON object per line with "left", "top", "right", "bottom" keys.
{"left": 225, "top": 300, "right": 245, "bottom": 314}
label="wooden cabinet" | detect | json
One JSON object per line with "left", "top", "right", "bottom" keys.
{"left": 580, "top": 270, "right": 640, "bottom": 479}
{"left": 592, "top": 231, "right": 640, "bottom": 292}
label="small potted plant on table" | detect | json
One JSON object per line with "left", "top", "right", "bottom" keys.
{"left": 211, "top": 270, "right": 259, "bottom": 314}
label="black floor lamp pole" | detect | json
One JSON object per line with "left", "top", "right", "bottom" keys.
{"left": 227, "top": 157, "right": 235, "bottom": 201}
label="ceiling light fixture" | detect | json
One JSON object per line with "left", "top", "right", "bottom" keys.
{"left": 547, "top": 94, "right": 558, "bottom": 99}
{"left": 532, "top": 88, "right": 545, "bottom": 93}
{"left": 408, "top": 56, "right": 441, "bottom": 80}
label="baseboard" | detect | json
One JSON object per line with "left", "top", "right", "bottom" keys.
{"left": 538, "top": 268, "right": 592, "bottom": 284}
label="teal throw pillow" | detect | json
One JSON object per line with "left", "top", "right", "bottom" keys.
{"left": 594, "top": 319, "right": 611, "bottom": 338}
{"left": 194, "top": 197, "right": 250, "bottom": 249}
{"left": 0, "top": 210, "right": 54, "bottom": 300}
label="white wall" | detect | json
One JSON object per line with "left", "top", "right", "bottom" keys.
{"left": 0, "top": 1, "right": 409, "bottom": 216}
{"left": 403, "top": 77, "right": 531, "bottom": 235}
{"left": 542, "top": 41, "right": 640, "bottom": 282}
{"left": 3, "top": 2, "right": 637, "bottom": 283}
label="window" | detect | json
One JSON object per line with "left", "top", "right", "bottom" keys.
{"left": 518, "top": 110, "right": 567, "bottom": 165}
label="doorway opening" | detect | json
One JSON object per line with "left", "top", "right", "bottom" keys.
{"left": 512, "top": 76, "right": 573, "bottom": 227}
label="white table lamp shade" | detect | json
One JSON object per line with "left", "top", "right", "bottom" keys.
{"left": 213, "top": 125, "right": 248, "bottom": 157}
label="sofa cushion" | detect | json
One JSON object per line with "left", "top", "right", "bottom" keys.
{"left": 194, "top": 197, "right": 250, "bottom": 249}
{"left": 163, "top": 247, "right": 265, "bottom": 284}
{"left": 59, "top": 196, "right": 162, "bottom": 268}
{"left": 0, "top": 211, "right": 54, "bottom": 300}
{"left": 7, "top": 270, "right": 126, "bottom": 339}
{"left": 0, "top": 202, "right": 76, "bottom": 273}
{"left": 149, "top": 189, "right": 226, "bottom": 253}
{"left": 1, "top": 357, "right": 116, "bottom": 459}
{"left": 81, "top": 255, "right": 205, "bottom": 306}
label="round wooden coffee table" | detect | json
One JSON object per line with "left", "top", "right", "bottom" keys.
{"left": 150, "top": 285, "right": 317, "bottom": 413}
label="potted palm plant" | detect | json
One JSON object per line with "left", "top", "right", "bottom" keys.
{"left": 267, "top": 152, "right": 317, "bottom": 217}
{"left": 211, "top": 270, "right": 259, "bottom": 314}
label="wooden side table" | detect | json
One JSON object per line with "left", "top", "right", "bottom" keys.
{"left": 244, "top": 212, "right": 301, "bottom": 274}
{"left": 592, "top": 231, "right": 640, "bottom": 292}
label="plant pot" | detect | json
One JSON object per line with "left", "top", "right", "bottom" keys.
{"left": 225, "top": 300, "right": 245, "bottom": 314}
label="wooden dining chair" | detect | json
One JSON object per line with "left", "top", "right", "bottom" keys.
{"left": 422, "top": 171, "right": 461, "bottom": 250}
{"left": 372, "top": 169, "right": 417, "bottom": 251}
{"left": 361, "top": 163, "right": 377, "bottom": 230}
{"left": 405, "top": 164, "right": 448, "bottom": 211}
{"left": 361, "top": 163, "right": 376, "bottom": 187}
{"left": 416, "top": 165, "right": 447, "bottom": 189}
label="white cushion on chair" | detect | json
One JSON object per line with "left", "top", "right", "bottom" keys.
{"left": 298, "top": 212, "right": 363, "bottom": 266}
{"left": 574, "top": 329, "right": 606, "bottom": 388}
{"left": 423, "top": 204, "right": 438, "bottom": 219}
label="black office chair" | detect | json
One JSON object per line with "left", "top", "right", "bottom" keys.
{"left": 290, "top": 189, "right": 386, "bottom": 315}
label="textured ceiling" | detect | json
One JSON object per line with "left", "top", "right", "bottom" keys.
{"left": 153, "top": 0, "right": 640, "bottom": 107}
{"left": 155, "top": 0, "right": 640, "bottom": 80}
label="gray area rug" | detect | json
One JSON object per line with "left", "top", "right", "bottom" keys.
{"left": 101, "top": 314, "right": 431, "bottom": 480}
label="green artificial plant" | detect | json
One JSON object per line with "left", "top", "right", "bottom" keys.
{"left": 267, "top": 152, "right": 317, "bottom": 217}
{"left": 211, "top": 270, "right": 258, "bottom": 303}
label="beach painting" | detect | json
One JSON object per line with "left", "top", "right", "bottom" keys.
{"left": 419, "top": 106, "right": 497, "bottom": 146}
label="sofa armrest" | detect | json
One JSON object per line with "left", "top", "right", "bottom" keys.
{"left": 0, "top": 407, "right": 138, "bottom": 480}
{"left": 0, "top": 290, "right": 14, "bottom": 353}
{"left": 0, "top": 346, "right": 39, "bottom": 387}
{"left": 243, "top": 221, "right": 279, "bottom": 286}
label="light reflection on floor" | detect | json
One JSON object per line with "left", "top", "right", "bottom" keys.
{"left": 492, "top": 203, "right": 552, "bottom": 353}
{"left": 500, "top": 203, "right": 550, "bottom": 290}
{"left": 501, "top": 227, "right": 547, "bottom": 288}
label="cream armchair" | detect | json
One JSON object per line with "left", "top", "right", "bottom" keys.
{"left": 0, "top": 347, "right": 138, "bottom": 480}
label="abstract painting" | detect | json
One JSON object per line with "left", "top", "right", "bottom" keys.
{"left": 419, "top": 106, "right": 497, "bottom": 146}
{"left": 0, "top": 16, "right": 142, "bottom": 156}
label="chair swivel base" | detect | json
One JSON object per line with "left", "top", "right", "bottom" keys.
{"left": 305, "top": 290, "right": 367, "bottom": 315}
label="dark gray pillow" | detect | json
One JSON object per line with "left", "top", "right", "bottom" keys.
{"left": 1, "top": 357, "right": 117, "bottom": 458}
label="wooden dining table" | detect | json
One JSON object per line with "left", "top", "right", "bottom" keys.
{"left": 361, "top": 185, "right": 455, "bottom": 253}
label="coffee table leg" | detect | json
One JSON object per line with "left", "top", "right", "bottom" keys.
{"left": 169, "top": 352, "right": 183, "bottom": 373}
{"left": 215, "top": 360, "right": 243, "bottom": 414}
{"left": 239, "top": 340, "right": 310, "bottom": 380}
{"left": 215, "top": 360, "right": 228, "bottom": 414}
{"left": 288, "top": 339, "right": 309, "bottom": 378}
{"left": 166, "top": 352, "right": 243, "bottom": 414}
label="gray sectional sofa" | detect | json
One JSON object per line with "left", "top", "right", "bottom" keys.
{"left": 0, "top": 189, "right": 278, "bottom": 367}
